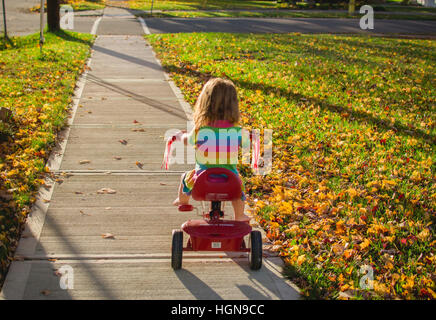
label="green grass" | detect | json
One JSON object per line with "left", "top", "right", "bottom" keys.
{"left": 129, "top": 0, "right": 436, "bottom": 20}
{"left": 68, "top": 1, "right": 106, "bottom": 11}
{"left": 375, "top": 4, "right": 436, "bottom": 14}
{"left": 128, "top": 0, "right": 278, "bottom": 11}
{"left": 30, "top": 1, "right": 106, "bottom": 12}
{"left": 147, "top": 32, "right": 435, "bottom": 299}
{"left": 0, "top": 30, "right": 94, "bottom": 287}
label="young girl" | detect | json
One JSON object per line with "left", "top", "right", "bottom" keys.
{"left": 173, "top": 78, "right": 250, "bottom": 222}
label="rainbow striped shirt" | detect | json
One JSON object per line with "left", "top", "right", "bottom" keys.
{"left": 187, "top": 120, "right": 249, "bottom": 175}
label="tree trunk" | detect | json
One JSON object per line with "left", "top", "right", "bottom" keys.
{"left": 348, "top": 0, "right": 356, "bottom": 16}
{"left": 47, "top": 0, "right": 60, "bottom": 31}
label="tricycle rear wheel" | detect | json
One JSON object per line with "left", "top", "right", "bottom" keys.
{"left": 249, "top": 230, "right": 262, "bottom": 270}
{"left": 171, "top": 229, "right": 183, "bottom": 270}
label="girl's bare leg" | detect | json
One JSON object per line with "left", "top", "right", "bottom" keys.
{"left": 173, "top": 174, "right": 190, "bottom": 206}
{"left": 232, "top": 199, "right": 250, "bottom": 222}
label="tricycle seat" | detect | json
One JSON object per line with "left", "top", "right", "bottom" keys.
{"left": 191, "top": 168, "right": 242, "bottom": 202}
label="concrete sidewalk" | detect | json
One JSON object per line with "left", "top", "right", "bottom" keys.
{"left": 0, "top": 6, "right": 300, "bottom": 300}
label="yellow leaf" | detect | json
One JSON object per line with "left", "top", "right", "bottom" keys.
{"left": 373, "top": 281, "right": 389, "bottom": 295}
{"left": 344, "top": 249, "right": 354, "bottom": 259}
{"left": 297, "top": 254, "right": 306, "bottom": 265}
{"left": 335, "top": 220, "right": 346, "bottom": 235}
{"left": 347, "top": 188, "right": 358, "bottom": 199}
{"left": 359, "top": 239, "right": 371, "bottom": 250}
{"left": 340, "top": 284, "right": 350, "bottom": 292}
{"left": 417, "top": 228, "right": 430, "bottom": 241}
{"left": 427, "top": 288, "right": 436, "bottom": 299}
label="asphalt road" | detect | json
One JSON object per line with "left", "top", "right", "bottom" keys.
{"left": 1, "top": 0, "right": 435, "bottom": 37}
{"left": 144, "top": 17, "right": 436, "bottom": 35}
{"left": 0, "top": 0, "right": 40, "bottom": 36}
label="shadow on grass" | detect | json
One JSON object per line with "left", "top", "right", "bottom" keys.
{"left": 52, "top": 29, "right": 94, "bottom": 46}
{"left": 0, "top": 30, "right": 93, "bottom": 51}
{"left": 164, "top": 63, "right": 435, "bottom": 145}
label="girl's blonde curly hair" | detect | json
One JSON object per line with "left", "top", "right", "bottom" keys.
{"left": 193, "top": 78, "right": 240, "bottom": 130}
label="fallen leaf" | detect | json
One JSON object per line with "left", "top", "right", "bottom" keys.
{"left": 79, "top": 160, "right": 91, "bottom": 165}
{"left": 344, "top": 249, "right": 354, "bottom": 259}
{"left": 102, "top": 233, "right": 115, "bottom": 239}
{"left": 417, "top": 228, "right": 430, "bottom": 241}
{"left": 332, "top": 244, "right": 344, "bottom": 255}
{"left": 359, "top": 239, "right": 371, "bottom": 250}
{"left": 135, "top": 161, "right": 143, "bottom": 169}
{"left": 41, "top": 290, "right": 50, "bottom": 296}
{"left": 79, "top": 210, "right": 91, "bottom": 216}
{"left": 97, "top": 188, "right": 116, "bottom": 194}
{"left": 297, "top": 254, "right": 306, "bottom": 265}
{"left": 119, "top": 139, "right": 128, "bottom": 145}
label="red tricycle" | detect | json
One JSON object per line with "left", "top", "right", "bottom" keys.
{"left": 171, "top": 168, "right": 262, "bottom": 270}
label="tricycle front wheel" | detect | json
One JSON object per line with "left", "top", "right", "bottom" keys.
{"left": 171, "top": 229, "right": 183, "bottom": 270}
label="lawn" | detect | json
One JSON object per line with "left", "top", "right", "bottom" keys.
{"left": 147, "top": 33, "right": 435, "bottom": 299}
{"left": 0, "top": 31, "right": 94, "bottom": 286}
{"left": 30, "top": 0, "right": 106, "bottom": 12}
{"left": 65, "top": 0, "right": 106, "bottom": 11}
{"left": 128, "top": 0, "right": 278, "bottom": 10}
{"left": 375, "top": 4, "right": 436, "bottom": 14}
{"left": 128, "top": 0, "right": 436, "bottom": 20}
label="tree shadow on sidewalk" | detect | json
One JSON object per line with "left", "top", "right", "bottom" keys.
{"left": 173, "top": 254, "right": 300, "bottom": 300}
{"left": 1, "top": 188, "right": 117, "bottom": 300}
{"left": 86, "top": 74, "right": 189, "bottom": 121}
{"left": 174, "top": 269, "right": 223, "bottom": 300}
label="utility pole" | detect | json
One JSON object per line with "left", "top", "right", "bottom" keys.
{"left": 348, "top": 0, "right": 356, "bottom": 16}
{"left": 40, "top": 0, "right": 45, "bottom": 54}
{"left": 2, "top": 0, "right": 8, "bottom": 41}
